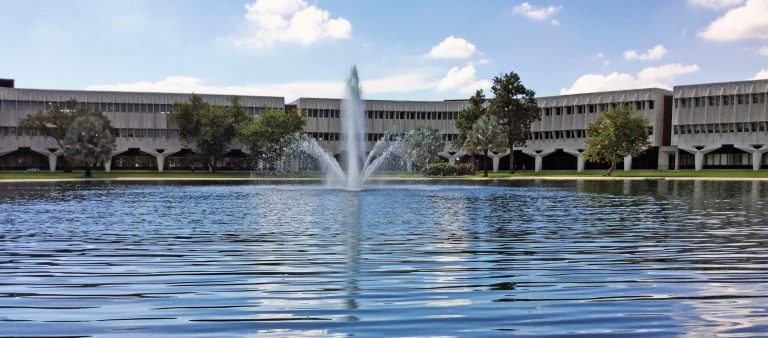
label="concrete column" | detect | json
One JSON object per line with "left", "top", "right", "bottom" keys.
{"left": 752, "top": 151, "right": 764, "bottom": 171}
{"left": 576, "top": 153, "right": 585, "bottom": 172}
{"left": 48, "top": 154, "right": 58, "bottom": 172}
{"left": 623, "top": 156, "right": 632, "bottom": 171}
{"left": 658, "top": 150, "right": 669, "bottom": 170}
{"left": 448, "top": 157, "right": 455, "bottom": 165}
{"left": 534, "top": 154, "right": 543, "bottom": 173}
{"left": 694, "top": 152, "right": 705, "bottom": 171}
{"left": 156, "top": 155, "right": 165, "bottom": 172}
{"left": 104, "top": 157, "right": 112, "bottom": 172}
{"left": 674, "top": 150, "right": 680, "bottom": 170}
{"left": 492, "top": 156, "right": 500, "bottom": 172}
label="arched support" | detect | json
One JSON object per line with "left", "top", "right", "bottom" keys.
{"left": 563, "top": 149, "right": 585, "bottom": 172}
{"left": 438, "top": 151, "right": 455, "bottom": 165}
{"left": 623, "top": 156, "right": 633, "bottom": 172}
{"left": 105, "top": 147, "right": 131, "bottom": 172}
{"left": 523, "top": 149, "right": 555, "bottom": 173}
{"left": 734, "top": 144, "right": 767, "bottom": 171}
{"left": 678, "top": 146, "right": 718, "bottom": 171}
{"left": 31, "top": 148, "right": 63, "bottom": 172}
{"left": 489, "top": 150, "right": 510, "bottom": 172}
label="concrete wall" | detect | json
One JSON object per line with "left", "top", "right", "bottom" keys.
{"left": 672, "top": 79, "right": 768, "bottom": 170}
{"left": 295, "top": 97, "right": 467, "bottom": 156}
{"left": 0, "top": 88, "right": 284, "bottom": 171}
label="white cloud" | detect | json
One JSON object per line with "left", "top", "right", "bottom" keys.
{"left": 687, "top": 0, "right": 744, "bottom": 9}
{"left": 560, "top": 63, "right": 700, "bottom": 94}
{"left": 233, "top": 0, "right": 351, "bottom": 47}
{"left": 436, "top": 64, "right": 491, "bottom": 94}
{"left": 623, "top": 45, "right": 668, "bottom": 61}
{"left": 637, "top": 63, "right": 700, "bottom": 81}
{"left": 427, "top": 36, "right": 477, "bottom": 60}
{"left": 363, "top": 70, "right": 439, "bottom": 93}
{"left": 593, "top": 52, "right": 611, "bottom": 67}
{"left": 86, "top": 76, "right": 343, "bottom": 102}
{"left": 751, "top": 69, "right": 768, "bottom": 80}
{"left": 698, "top": 0, "right": 768, "bottom": 41}
{"left": 758, "top": 46, "right": 768, "bottom": 56}
{"left": 86, "top": 70, "right": 454, "bottom": 101}
{"left": 511, "top": 2, "right": 563, "bottom": 26}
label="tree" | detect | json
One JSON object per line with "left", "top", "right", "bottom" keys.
{"left": 240, "top": 107, "right": 306, "bottom": 170}
{"left": 19, "top": 99, "right": 114, "bottom": 172}
{"left": 488, "top": 71, "right": 540, "bottom": 174}
{"left": 582, "top": 104, "right": 651, "bottom": 176}
{"left": 463, "top": 115, "right": 506, "bottom": 177}
{"left": 405, "top": 126, "right": 445, "bottom": 172}
{"left": 454, "top": 89, "right": 487, "bottom": 169}
{"left": 169, "top": 95, "right": 251, "bottom": 172}
{"left": 63, "top": 116, "right": 115, "bottom": 178}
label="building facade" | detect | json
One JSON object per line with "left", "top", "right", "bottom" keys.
{"left": 672, "top": 80, "right": 768, "bottom": 170}
{"left": 0, "top": 86, "right": 283, "bottom": 171}
{"left": 292, "top": 97, "right": 466, "bottom": 162}
{"left": 519, "top": 88, "right": 673, "bottom": 172}
{"left": 1, "top": 78, "right": 767, "bottom": 172}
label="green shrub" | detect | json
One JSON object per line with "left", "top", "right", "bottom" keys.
{"left": 457, "top": 163, "right": 475, "bottom": 175}
{"left": 424, "top": 163, "right": 458, "bottom": 176}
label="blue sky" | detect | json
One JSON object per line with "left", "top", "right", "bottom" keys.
{"left": 1, "top": 0, "right": 767, "bottom": 101}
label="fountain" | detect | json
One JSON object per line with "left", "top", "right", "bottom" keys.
{"left": 299, "top": 66, "right": 407, "bottom": 190}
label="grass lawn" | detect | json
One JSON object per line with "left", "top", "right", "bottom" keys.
{"left": 448, "top": 169, "right": 768, "bottom": 178}
{"left": 2, "top": 169, "right": 768, "bottom": 180}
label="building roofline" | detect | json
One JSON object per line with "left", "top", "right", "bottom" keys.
{"left": 292, "top": 97, "right": 469, "bottom": 103}
{"left": 0, "top": 86, "right": 284, "bottom": 100}
{"left": 535, "top": 87, "right": 672, "bottom": 100}
{"left": 673, "top": 78, "right": 768, "bottom": 89}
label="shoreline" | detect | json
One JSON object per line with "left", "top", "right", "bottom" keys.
{"left": 2, "top": 176, "right": 768, "bottom": 183}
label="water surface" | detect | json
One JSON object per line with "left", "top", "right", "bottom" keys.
{"left": 1, "top": 180, "right": 767, "bottom": 337}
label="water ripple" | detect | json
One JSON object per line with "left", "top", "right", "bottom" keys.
{"left": 1, "top": 180, "right": 767, "bottom": 337}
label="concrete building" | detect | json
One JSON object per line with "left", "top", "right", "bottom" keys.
{"left": 0, "top": 85, "right": 283, "bottom": 171}
{"left": 518, "top": 88, "right": 673, "bottom": 172}
{"left": 672, "top": 79, "right": 768, "bottom": 170}
{"left": 292, "top": 97, "right": 467, "bottom": 162}
{"left": 2, "top": 78, "right": 767, "bottom": 172}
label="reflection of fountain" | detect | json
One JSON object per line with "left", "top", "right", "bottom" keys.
{"left": 301, "top": 66, "right": 406, "bottom": 191}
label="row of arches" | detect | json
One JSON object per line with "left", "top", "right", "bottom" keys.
{"left": 0, "top": 148, "right": 250, "bottom": 171}
{"left": 678, "top": 145, "right": 768, "bottom": 170}
{"left": 3, "top": 146, "right": 766, "bottom": 171}
{"left": 455, "top": 147, "right": 662, "bottom": 171}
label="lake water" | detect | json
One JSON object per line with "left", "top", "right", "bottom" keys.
{"left": 1, "top": 179, "right": 767, "bottom": 337}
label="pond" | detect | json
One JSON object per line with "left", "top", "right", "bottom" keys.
{"left": 1, "top": 179, "right": 767, "bottom": 337}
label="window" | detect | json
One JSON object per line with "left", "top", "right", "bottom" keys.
{"left": 648, "top": 100, "right": 655, "bottom": 109}
{"left": 694, "top": 97, "right": 701, "bottom": 107}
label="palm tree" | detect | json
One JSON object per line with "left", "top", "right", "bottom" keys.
{"left": 463, "top": 115, "right": 506, "bottom": 177}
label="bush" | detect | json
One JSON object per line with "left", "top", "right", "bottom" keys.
{"left": 457, "top": 163, "right": 475, "bottom": 175}
{"left": 424, "top": 163, "right": 458, "bottom": 176}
